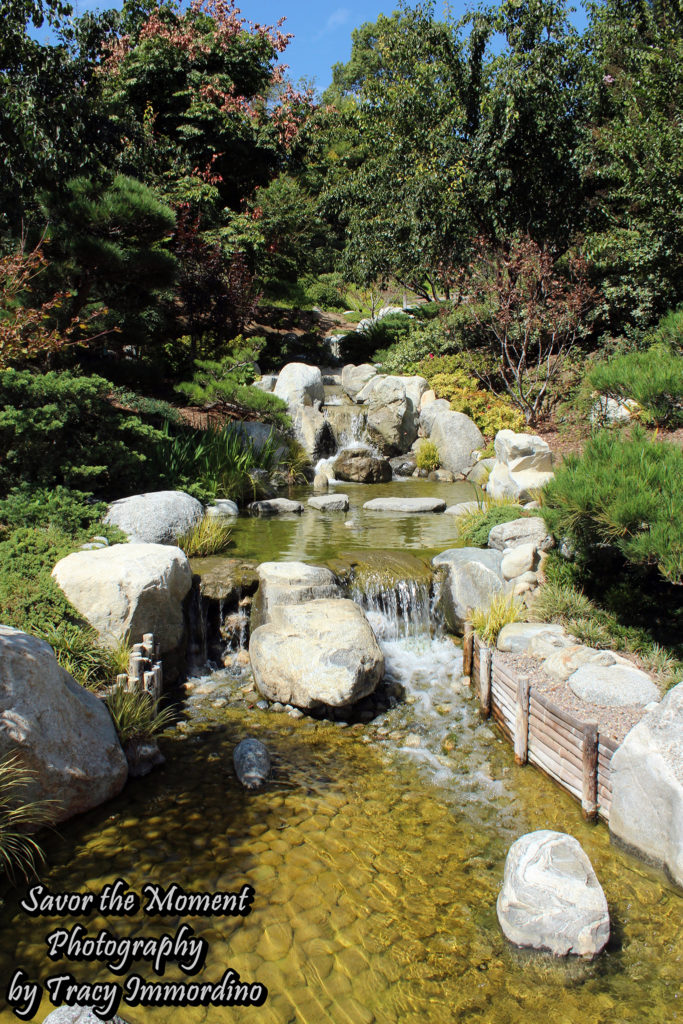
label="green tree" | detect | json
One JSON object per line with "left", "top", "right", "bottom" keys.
{"left": 580, "top": 0, "right": 683, "bottom": 335}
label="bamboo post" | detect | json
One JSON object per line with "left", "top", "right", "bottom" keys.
{"left": 142, "top": 633, "right": 155, "bottom": 659}
{"left": 582, "top": 723, "right": 599, "bottom": 821}
{"left": 462, "top": 619, "right": 474, "bottom": 678}
{"left": 127, "top": 654, "right": 144, "bottom": 689}
{"left": 143, "top": 671, "right": 157, "bottom": 702}
{"left": 154, "top": 642, "right": 161, "bottom": 662}
{"left": 478, "top": 645, "right": 492, "bottom": 718}
{"left": 153, "top": 663, "right": 163, "bottom": 700}
{"left": 514, "top": 675, "right": 530, "bottom": 765}
{"left": 116, "top": 673, "right": 128, "bottom": 689}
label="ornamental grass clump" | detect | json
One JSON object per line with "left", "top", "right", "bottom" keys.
{"left": 177, "top": 516, "right": 232, "bottom": 558}
{"left": 104, "top": 687, "right": 175, "bottom": 747}
{"left": 416, "top": 439, "right": 440, "bottom": 472}
{"left": 458, "top": 499, "right": 533, "bottom": 548}
{"left": 0, "top": 754, "right": 54, "bottom": 884}
{"left": 471, "top": 593, "right": 525, "bottom": 646}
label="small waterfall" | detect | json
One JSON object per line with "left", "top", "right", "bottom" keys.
{"left": 351, "top": 577, "right": 434, "bottom": 640}
{"left": 186, "top": 580, "right": 209, "bottom": 672}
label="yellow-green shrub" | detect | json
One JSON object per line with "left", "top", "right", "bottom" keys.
{"left": 416, "top": 439, "right": 440, "bottom": 471}
{"left": 428, "top": 372, "right": 526, "bottom": 437}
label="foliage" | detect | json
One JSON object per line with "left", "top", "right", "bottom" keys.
{"left": 339, "top": 312, "right": 413, "bottom": 363}
{"left": 104, "top": 686, "right": 175, "bottom": 747}
{"left": 587, "top": 343, "right": 683, "bottom": 427}
{"left": 458, "top": 501, "right": 533, "bottom": 548}
{"left": 161, "top": 422, "right": 281, "bottom": 503}
{"left": 416, "top": 440, "right": 440, "bottom": 473}
{"left": 471, "top": 592, "right": 525, "bottom": 646}
{"left": 542, "top": 428, "right": 683, "bottom": 584}
{"left": 458, "top": 236, "right": 598, "bottom": 424}
{"left": 176, "top": 343, "right": 290, "bottom": 429}
{"left": 277, "top": 437, "right": 311, "bottom": 485}
{"left": 303, "top": 273, "right": 349, "bottom": 311}
{"left": 0, "top": 485, "right": 106, "bottom": 533}
{"left": 646, "top": 305, "right": 683, "bottom": 354}
{"left": 580, "top": 0, "right": 683, "bottom": 335}
{"left": 0, "top": 368, "right": 166, "bottom": 497}
{"left": 0, "top": 754, "right": 54, "bottom": 884}
{"left": 37, "top": 621, "right": 129, "bottom": 691}
{"left": 428, "top": 369, "right": 525, "bottom": 437}
{"left": 44, "top": 174, "right": 177, "bottom": 350}
{"left": 177, "top": 515, "right": 232, "bottom": 557}
{"left": 0, "top": 234, "right": 108, "bottom": 369}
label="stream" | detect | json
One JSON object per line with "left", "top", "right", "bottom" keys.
{"left": 0, "top": 472, "right": 681, "bottom": 1024}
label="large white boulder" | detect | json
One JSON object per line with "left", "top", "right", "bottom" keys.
{"left": 252, "top": 561, "right": 341, "bottom": 628}
{"left": 428, "top": 411, "right": 484, "bottom": 476}
{"left": 497, "top": 830, "right": 610, "bottom": 957}
{"left": 274, "top": 363, "right": 324, "bottom": 408}
{"left": 0, "top": 626, "right": 128, "bottom": 823}
{"left": 419, "top": 398, "right": 451, "bottom": 435}
{"left": 250, "top": 599, "right": 384, "bottom": 709}
{"left": 568, "top": 663, "right": 660, "bottom": 707}
{"left": 609, "top": 682, "right": 683, "bottom": 887}
{"left": 497, "top": 622, "right": 569, "bottom": 654}
{"left": 432, "top": 548, "right": 504, "bottom": 633}
{"left": 52, "top": 544, "right": 192, "bottom": 678}
{"left": 488, "top": 431, "right": 554, "bottom": 501}
{"left": 487, "top": 461, "right": 555, "bottom": 502}
{"left": 104, "top": 490, "right": 203, "bottom": 545}
{"left": 365, "top": 377, "right": 418, "bottom": 455}
{"left": 341, "top": 363, "right": 377, "bottom": 400}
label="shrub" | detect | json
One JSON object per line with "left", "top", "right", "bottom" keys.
{"left": 0, "top": 369, "right": 165, "bottom": 498}
{"left": 104, "top": 687, "right": 175, "bottom": 747}
{"left": 303, "top": 273, "right": 348, "bottom": 311}
{"left": 339, "top": 313, "right": 413, "bottom": 363}
{"left": 542, "top": 427, "right": 683, "bottom": 584}
{"left": 176, "top": 347, "right": 291, "bottom": 430}
{"left": 162, "top": 423, "right": 281, "bottom": 504}
{"left": 587, "top": 343, "right": 683, "bottom": 427}
{"left": 458, "top": 502, "right": 534, "bottom": 548}
{"left": 177, "top": 516, "right": 232, "bottom": 558}
{"left": 416, "top": 440, "right": 440, "bottom": 472}
{"left": 0, "top": 486, "right": 106, "bottom": 534}
{"left": 646, "top": 305, "right": 683, "bottom": 354}
{"left": 0, "top": 754, "right": 54, "bottom": 884}
{"left": 472, "top": 593, "right": 525, "bottom": 646}
{"left": 37, "top": 622, "right": 130, "bottom": 692}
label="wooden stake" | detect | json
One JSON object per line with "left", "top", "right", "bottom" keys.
{"left": 479, "top": 645, "right": 492, "bottom": 718}
{"left": 463, "top": 619, "right": 474, "bottom": 678}
{"left": 582, "top": 723, "right": 599, "bottom": 821}
{"left": 142, "top": 633, "right": 155, "bottom": 659}
{"left": 514, "top": 675, "right": 530, "bottom": 765}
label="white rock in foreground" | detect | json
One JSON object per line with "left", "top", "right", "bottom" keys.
{"left": 104, "top": 490, "right": 203, "bottom": 545}
{"left": 250, "top": 599, "right": 384, "bottom": 709}
{"left": 253, "top": 561, "right": 341, "bottom": 627}
{"left": 609, "top": 681, "right": 683, "bottom": 887}
{"left": 497, "top": 830, "right": 610, "bottom": 957}
{"left": 0, "top": 626, "right": 128, "bottom": 823}
{"left": 52, "top": 544, "right": 192, "bottom": 660}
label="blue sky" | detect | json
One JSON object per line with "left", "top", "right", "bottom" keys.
{"left": 66, "top": 1, "right": 472, "bottom": 93}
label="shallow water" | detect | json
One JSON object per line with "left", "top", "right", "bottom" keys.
{"left": 225, "top": 478, "right": 477, "bottom": 564}
{"left": 1, "top": 482, "right": 680, "bottom": 1024}
{"left": 1, "top": 632, "right": 680, "bottom": 1024}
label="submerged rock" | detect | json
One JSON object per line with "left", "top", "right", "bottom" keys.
{"left": 609, "top": 681, "right": 683, "bottom": 887}
{"left": 0, "top": 626, "right": 128, "bottom": 823}
{"left": 248, "top": 498, "right": 304, "bottom": 516}
{"left": 234, "top": 737, "right": 271, "bottom": 789}
{"left": 497, "top": 830, "right": 610, "bottom": 957}
{"left": 250, "top": 599, "right": 384, "bottom": 709}
{"left": 104, "top": 490, "right": 203, "bottom": 545}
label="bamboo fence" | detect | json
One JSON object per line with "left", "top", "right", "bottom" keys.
{"left": 465, "top": 625, "right": 618, "bottom": 822}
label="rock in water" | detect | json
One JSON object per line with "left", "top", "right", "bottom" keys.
{"left": 497, "top": 830, "right": 610, "bottom": 957}
{"left": 234, "top": 738, "right": 271, "bottom": 789}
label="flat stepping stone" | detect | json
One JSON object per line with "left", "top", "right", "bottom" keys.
{"left": 248, "top": 498, "right": 304, "bottom": 516}
{"left": 568, "top": 663, "right": 660, "bottom": 707}
{"left": 308, "top": 494, "right": 350, "bottom": 512}
{"left": 363, "top": 497, "right": 446, "bottom": 513}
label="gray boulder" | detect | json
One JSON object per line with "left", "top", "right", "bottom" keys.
{"left": 497, "top": 830, "right": 610, "bottom": 957}
{"left": 252, "top": 561, "right": 341, "bottom": 628}
{"left": 428, "top": 411, "right": 485, "bottom": 475}
{"left": 501, "top": 542, "right": 536, "bottom": 580}
{"left": 400, "top": 375, "right": 429, "bottom": 411}
{"left": 104, "top": 490, "right": 203, "bottom": 545}
{"left": 419, "top": 399, "right": 451, "bottom": 435}
{"left": 363, "top": 497, "right": 446, "bottom": 513}
{"left": 323, "top": 404, "right": 367, "bottom": 448}
{"left": 273, "top": 363, "right": 324, "bottom": 408}
{"left": 494, "top": 430, "right": 553, "bottom": 469}
{"left": 590, "top": 396, "right": 639, "bottom": 426}
{"left": 542, "top": 645, "right": 612, "bottom": 682}
{"left": 568, "top": 663, "right": 660, "bottom": 707}
{"left": 432, "top": 548, "right": 504, "bottom": 633}
{"left": 253, "top": 374, "right": 278, "bottom": 393}
{"left": 609, "top": 681, "right": 683, "bottom": 887}
{"left": 333, "top": 447, "right": 392, "bottom": 483}
{"left": 444, "top": 501, "right": 480, "bottom": 517}
{"left": 250, "top": 599, "right": 384, "bottom": 709}
{"left": 52, "top": 544, "right": 192, "bottom": 680}
{"left": 355, "top": 374, "right": 386, "bottom": 403}
{"left": 341, "top": 363, "right": 377, "bottom": 400}
{"left": 389, "top": 453, "right": 417, "bottom": 477}
{"left": 488, "top": 516, "right": 551, "bottom": 551}
{"left": 365, "top": 377, "right": 418, "bottom": 455}
{"left": 293, "top": 405, "right": 335, "bottom": 459}
{"left": 497, "top": 622, "right": 568, "bottom": 654}
{"left": 467, "top": 459, "right": 496, "bottom": 486}
{"left": 0, "top": 626, "right": 128, "bottom": 823}
{"left": 308, "top": 494, "right": 350, "bottom": 512}
{"left": 487, "top": 461, "right": 555, "bottom": 502}
{"left": 206, "top": 498, "right": 239, "bottom": 518}
{"left": 248, "top": 498, "right": 304, "bottom": 516}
